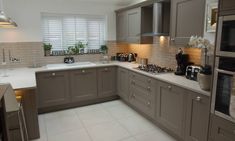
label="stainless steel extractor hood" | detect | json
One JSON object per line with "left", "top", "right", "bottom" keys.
{"left": 142, "top": 1, "right": 170, "bottom": 36}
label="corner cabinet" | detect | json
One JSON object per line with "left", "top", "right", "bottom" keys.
{"left": 185, "top": 91, "right": 210, "bottom": 141}
{"left": 70, "top": 68, "right": 98, "bottom": 102}
{"left": 156, "top": 81, "right": 187, "bottom": 139}
{"left": 98, "top": 67, "right": 117, "bottom": 97}
{"left": 170, "top": 0, "right": 206, "bottom": 45}
{"left": 117, "top": 67, "right": 130, "bottom": 102}
{"left": 36, "top": 71, "right": 70, "bottom": 108}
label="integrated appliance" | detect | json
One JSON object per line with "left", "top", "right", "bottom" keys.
{"left": 216, "top": 15, "right": 235, "bottom": 57}
{"left": 185, "top": 65, "right": 201, "bottom": 81}
{"left": 135, "top": 64, "right": 174, "bottom": 74}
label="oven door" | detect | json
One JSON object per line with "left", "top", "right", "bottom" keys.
{"left": 216, "top": 15, "right": 235, "bottom": 57}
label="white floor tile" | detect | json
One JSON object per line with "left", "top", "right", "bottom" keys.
{"left": 87, "top": 121, "right": 130, "bottom": 141}
{"left": 73, "top": 103, "right": 103, "bottom": 114}
{"left": 100, "top": 100, "right": 124, "bottom": 108}
{"left": 120, "top": 137, "right": 137, "bottom": 141}
{"left": 47, "top": 129, "right": 91, "bottom": 141}
{"left": 117, "top": 115, "right": 156, "bottom": 135}
{"left": 134, "top": 129, "right": 176, "bottom": 141}
{"left": 78, "top": 108, "right": 114, "bottom": 127}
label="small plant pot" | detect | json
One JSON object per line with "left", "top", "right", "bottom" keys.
{"left": 197, "top": 73, "right": 212, "bottom": 91}
{"left": 44, "top": 50, "right": 51, "bottom": 56}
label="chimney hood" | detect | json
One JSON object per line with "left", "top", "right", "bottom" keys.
{"left": 141, "top": 1, "right": 170, "bottom": 37}
{"left": 0, "top": 0, "right": 17, "bottom": 28}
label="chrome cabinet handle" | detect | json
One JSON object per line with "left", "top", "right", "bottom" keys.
{"left": 82, "top": 70, "right": 85, "bottom": 73}
{"left": 104, "top": 68, "right": 108, "bottom": 71}
{"left": 52, "top": 73, "right": 56, "bottom": 76}
{"left": 167, "top": 85, "right": 172, "bottom": 89}
{"left": 196, "top": 96, "right": 202, "bottom": 102}
{"left": 147, "top": 86, "right": 151, "bottom": 91}
{"left": 171, "top": 38, "right": 175, "bottom": 41}
{"left": 147, "top": 101, "right": 151, "bottom": 106}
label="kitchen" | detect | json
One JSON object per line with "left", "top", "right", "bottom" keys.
{"left": 0, "top": 0, "right": 234, "bottom": 141}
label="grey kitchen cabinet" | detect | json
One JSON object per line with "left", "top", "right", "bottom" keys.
{"left": 117, "top": 67, "right": 130, "bottom": 101}
{"left": 70, "top": 69, "right": 98, "bottom": 102}
{"left": 170, "top": 0, "right": 205, "bottom": 45}
{"left": 36, "top": 71, "right": 70, "bottom": 108}
{"left": 129, "top": 72, "right": 156, "bottom": 119}
{"left": 219, "top": 0, "right": 235, "bottom": 15}
{"left": 116, "top": 11, "right": 127, "bottom": 42}
{"left": 98, "top": 67, "right": 117, "bottom": 97}
{"left": 185, "top": 91, "right": 210, "bottom": 141}
{"left": 210, "top": 114, "right": 235, "bottom": 141}
{"left": 156, "top": 81, "right": 187, "bottom": 139}
{"left": 126, "top": 7, "right": 141, "bottom": 43}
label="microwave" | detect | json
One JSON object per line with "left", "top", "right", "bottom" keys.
{"left": 216, "top": 15, "right": 235, "bottom": 57}
{"left": 212, "top": 57, "right": 235, "bottom": 122}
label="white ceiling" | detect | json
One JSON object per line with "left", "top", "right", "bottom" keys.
{"left": 72, "top": 0, "right": 139, "bottom": 6}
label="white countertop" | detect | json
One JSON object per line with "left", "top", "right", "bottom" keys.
{"left": 0, "top": 61, "right": 211, "bottom": 96}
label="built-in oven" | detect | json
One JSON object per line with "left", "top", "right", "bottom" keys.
{"left": 212, "top": 57, "right": 235, "bottom": 122}
{"left": 216, "top": 15, "right": 235, "bottom": 57}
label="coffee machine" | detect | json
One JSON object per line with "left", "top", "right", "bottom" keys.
{"left": 175, "top": 48, "right": 189, "bottom": 75}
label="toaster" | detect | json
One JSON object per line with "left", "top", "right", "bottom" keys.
{"left": 186, "top": 65, "right": 201, "bottom": 81}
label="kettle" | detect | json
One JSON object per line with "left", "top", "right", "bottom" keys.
{"left": 128, "top": 53, "right": 137, "bottom": 62}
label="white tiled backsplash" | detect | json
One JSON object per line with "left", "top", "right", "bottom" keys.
{"left": 0, "top": 38, "right": 213, "bottom": 69}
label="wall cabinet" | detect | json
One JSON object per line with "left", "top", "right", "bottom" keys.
{"left": 36, "top": 71, "right": 70, "bottom": 108}
{"left": 170, "top": 0, "right": 205, "bottom": 45}
{"left": 116, "top": 11, "right": 127, "bottom": 42}
{"left": 70, "top": 69, "right": 97, "bottom": 102}
{"left": 185, "top": 91, "right": 210, "bottom": 141}
{"left": 129, "top": 72, "right": 156, "bottom": 119}
{"left": 98, "top": 67, "right": 117, "bottom": 97}
{"left": 210, "top": 114, "right": 235, "bottom": 141}
{"left": 156, "top": 81, "right": 187, "bottom": 139}
{"left": 219, "top": 0, "right": 235, "bottom": 15}
{"left": 117, "top": 67, "right": 130, "bottom": 101}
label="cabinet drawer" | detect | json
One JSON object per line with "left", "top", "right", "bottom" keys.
{"left": 210, "top": 115, "right": 235, "bottom": 141}
{"left": 130, "top": 72, "right": 152, "bottom": 85}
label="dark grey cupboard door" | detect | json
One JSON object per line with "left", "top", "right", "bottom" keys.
{"left": 126, "top": 7, "right": 141, "bottom": 43}
{"left": 170, "top": 0, "right": 205, "bottom": 45}
{"left": 117, "top": 68, "right": 129, "bottom": 101}
{"left": 70, "top": 69, "right": 97, "bottom": 102}
{"left": 156, "top": 81, "right": 187, "bottom": 139}
{"left": 116, "top": 11, "right": 127, "bottom": 42}
{"left": 210, "top": 115, "right": 235, "bottom": 141}
{"left": 98, "top": 67, "right": 117, "bottom": 97}
{"left": 36, "top": 71, "right": 70, "bottom": 108}
{"left": 219, "top": 0, "right": 235, "bottom": 15}
{"left": 185, "top": 91, "right": 210, "bottom": 141}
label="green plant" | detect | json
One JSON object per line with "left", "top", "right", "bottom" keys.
{"left": 43, "top": 43, "right": 52, "bottom": 51}
{"left": 67, "top": 41, "right": 87, "bottom": 55}
{"left": 100, "top": 45, "right": 108, "bottom": 54}
{"left": 75, "top": 41, "right": 87, "bottom": 49}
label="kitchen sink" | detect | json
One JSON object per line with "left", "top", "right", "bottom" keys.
{"left": 46, "top": 62, "right": 96, "bottom": 69}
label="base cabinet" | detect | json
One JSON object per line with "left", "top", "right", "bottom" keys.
{"left": 156, "top": 81, "right": 187, "bottom": 139}
{"left": 98, "top": 67, "right": 117, "bottom": 97}
{"left": 210, "top": 115, "right": 235, "bottom": 141}
{"left": 70, "top": 69, "right": 97, "bottom": 102}
{"left": 185, "top": 91, "right": 210, "bottom": 141}
{"left": 36, "top": 71, "right": 70, "bottom": 108}
{"left": 117, "top": 68, "right": 130, "bottom": 101}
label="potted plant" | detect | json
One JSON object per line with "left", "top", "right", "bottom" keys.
{"left": 76, "top": 41, "right": 87, "bottom": 54}
{"left": 188, "top": 36, "right": 213, "bottom": 91}
{"left": 43, "top": 43, "right": 52, "bottom": 56}
{"left": 100, "top": 45, "right": 108, "bottom": 54}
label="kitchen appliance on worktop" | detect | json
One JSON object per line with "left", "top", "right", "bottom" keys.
{"left": 116, "top": 53, "right": 137, "bottom": 62}
{"left": 185, "top": 65, "right": 201, "bottom": 81}
{"left": 174, "top": 48, "right": 189, "bottom": 76}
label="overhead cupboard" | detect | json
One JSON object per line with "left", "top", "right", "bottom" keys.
{"left": 116, "top": 0, "right": 206, "bottom": 45}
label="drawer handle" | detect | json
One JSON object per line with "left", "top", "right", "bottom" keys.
{"left": 104, "top": 68, "right": 108, "bottom": 71}
{"left": 52, "top": 73, "right": 56, "bottom": 76}
{"left": 147, "top": 86, "right": 151, "bottom": 91}
{"left": 171, "top": 38, "right": 175, "bottom": 41}
{"left": 196, "top": 96, "right": 202, "bottom": 102}
{"left": 167, "top": 86, "right": 172, "bottom": 89}
{"left": 82, "top": 70, "right": 86, "bottom": 73}
{"left": 133, "top": 94, "right": 136, "bottom": 98}
{"left": 147, "top": 101, "right": 151, "bottom": 106}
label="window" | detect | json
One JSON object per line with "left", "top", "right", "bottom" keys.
{"left": 42, "top": 13, "right": 106, "bottom": 51}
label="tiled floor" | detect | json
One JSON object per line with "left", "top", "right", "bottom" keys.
{"left": 32, "top": 100, "right": 176, "bottom": 141}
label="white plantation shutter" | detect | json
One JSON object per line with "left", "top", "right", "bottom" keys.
{"left": 42, "top": 13, "right": 106, "bottom": 51}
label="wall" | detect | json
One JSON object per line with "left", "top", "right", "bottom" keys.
{"left": 0, "top": 0, "right": 119, "bottom": 42}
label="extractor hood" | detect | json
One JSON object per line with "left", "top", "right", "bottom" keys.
{"left": 141, "top": 1, "right": 170, "bottom": 37}
{"left": 0, "top": 0, "right": 17, "bottom": 28}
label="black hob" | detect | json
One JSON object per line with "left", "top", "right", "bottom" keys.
{"left": 135, "top": 64, "right": 174, "bottom": 74}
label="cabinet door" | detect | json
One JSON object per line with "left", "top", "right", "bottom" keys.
{"left": 210, "top": 115, "right": 235, "bottom": 141}
{"left": 185, "top": 92, "right": 210, "bottom": 141}
{"left": 98, "top": 67, "right": 117, "bottom": 97}
{"left": 170, "top": 0, "right": 205, "bottom": 45}
{"left": 117, "top": 68, "right": 129, "bottom": 101}
{"left": 36, "top": 71, "right": 70, "bottom": 108}
{"left": 70, "top": 69, "right": 97, "bottom": 102}
{"left": 126, "top": 8, "right": 141, "bottom": 43}
{"left": 116, "top": 11, "right": 127, "bottom": 42}
{"left": 220, "top": 0, "right": 235, "bottom": 15}
{"left": 156, "top": 81, "right": 187, "bottom": 139}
